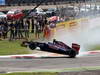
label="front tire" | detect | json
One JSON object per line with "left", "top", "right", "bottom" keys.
{"left": 29, "top": 42, "right": 37, "bottom": 50}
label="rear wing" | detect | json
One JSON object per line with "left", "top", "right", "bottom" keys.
{"left": 72, "top": 43, "right": 80, "bottom": 52}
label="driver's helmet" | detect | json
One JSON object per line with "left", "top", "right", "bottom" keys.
{"left": 53, "top": 39, "right": 57, "bottom": 44}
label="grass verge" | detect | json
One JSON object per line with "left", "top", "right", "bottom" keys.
{"left": 0, "top": 32, "right": 45, "bottom": 55}
{"left": 1, "top": 66, "right": 100, "bottom": 75}
{"left": 0, "top": 72, "right": 57, "bottom": 75}
{"left": 0, "top": 40, "right": 30, "bottom": 55}
{"left": 86, "top": 44, "right": 100, "bottom": 51}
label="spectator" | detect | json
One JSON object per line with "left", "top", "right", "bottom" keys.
{"left": 2, "top": 24, "right": 8, "bottom": 39}
{"left": 17, "top": 21, "right": 24, "bottom": 39}
{"left": 31, "top": 18, "right": 34, "bottom": 33}
{"left": 26, "top": 19, "right": 30, "bottom": 30}
{"left": 0, "top": 24, "right": 2, "bottom": 40}
{"left": 35, "top": 21, "right": 41, "bottom": 39}
{"left": 14, "top": 21, "right": 19, "bottom": 39}
{"left": 3, "top": 19, "right": 8, "bottom": 39}
{"left": 41, "top": 17, "right": 47, "bottom": 31}
{"left": 43, "top": 25, "right": 51, "bottom": 40}
{"left": 24, "top": 21, "right": 29, "bottom": 38}
{"left": 9, "top": 22, "right": 15, "bottom": 41}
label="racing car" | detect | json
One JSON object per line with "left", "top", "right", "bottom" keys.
{"left": 21, "top": 39, "right": 80, "bottom": 58}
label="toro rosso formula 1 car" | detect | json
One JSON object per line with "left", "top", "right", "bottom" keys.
{"left": 21, "top": 39, "right": 80, "bottom": 58}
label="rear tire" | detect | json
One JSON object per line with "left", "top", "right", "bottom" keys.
{"left": 69, "top": 50, "right": 76, "bottom": 58}
{"left": 29, "top": 42, "right": 37, "bottom": 50}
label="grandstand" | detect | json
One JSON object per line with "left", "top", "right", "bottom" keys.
{"left": 2, "top": 0, "right": 90, "bottom": 6}
{"left": 0, "top": 0, "right": 99, "bottom": 10}
{"left": 0, "top": 0, "right": 99, "bottom": 6}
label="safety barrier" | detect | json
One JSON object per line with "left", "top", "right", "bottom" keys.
{"left": 56, "top": 18, "right": 88, "bottom": 29}
{"left": 49, "top": 18, "right": 88, "bottom": 39}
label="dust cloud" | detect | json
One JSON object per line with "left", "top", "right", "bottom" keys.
{"left": 52, "top": 17, "right": 100, "bottom": 52}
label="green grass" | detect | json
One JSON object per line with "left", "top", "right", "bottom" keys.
{"left": 1, "top": 66, "right": 100, "bottom": 75}
{"left": 0, "top": 72, "right": 57, "bottom": 75}
{"left": 90, "top": 45, "right": 100, "bottom": 50}
{"left": 86, "top": 44, "right": 100, "bottom": 51}
{"left": 0, "top": 40, "right": 30, "bottom": 55}
{"left": 0, "top": 31, "right": 45, "bottom": 55}
{"left": 63, "top": 66, "right": 100, "bottom": 72}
